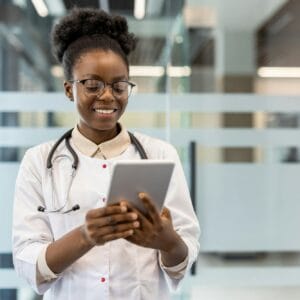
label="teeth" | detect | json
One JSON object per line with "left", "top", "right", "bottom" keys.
{"left": 94, "top": 109, "right": 114, "bottom": 114}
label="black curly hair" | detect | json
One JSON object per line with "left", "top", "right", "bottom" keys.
{"left": 51, "top": 8, "right": 137, "bottom": 79}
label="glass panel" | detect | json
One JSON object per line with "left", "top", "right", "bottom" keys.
{"left": 1, "top": 0, "right": 300, "bottom": 299}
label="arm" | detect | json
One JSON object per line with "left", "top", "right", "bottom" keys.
{"left": 45, "top": 205, "right": 139, "bottom": 274}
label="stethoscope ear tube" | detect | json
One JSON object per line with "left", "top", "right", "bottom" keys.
{"left": 65, "top": 134, "right": 79, "bottom": 169}
{"left": 47, "top": 129, "right": 74, "bottom": 169}
{"left": 128, "top": 132, "right": 148, "bottom": 159}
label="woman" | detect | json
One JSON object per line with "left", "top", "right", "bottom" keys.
{"left": 12, "top": 8, "right": 200, "bottom": 300}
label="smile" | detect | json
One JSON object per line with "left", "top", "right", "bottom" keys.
{"left": 93, "top": 109, "right": 117, "bottom": 114}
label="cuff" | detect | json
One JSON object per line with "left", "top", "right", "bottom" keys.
{"left": 36, "top": 245, "right": 58, "bottom": 283}
{"left": 159, "top": 252, "right": 189, "bottom": 279}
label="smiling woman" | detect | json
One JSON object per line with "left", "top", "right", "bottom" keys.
{"left": 64, "top": 50, "right": 131, "bottom": 143}
{"left": 11, "top": 7, "right": 200, "bottom": 300}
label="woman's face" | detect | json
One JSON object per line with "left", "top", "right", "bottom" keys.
{"left": 64, "top": 49, "right": 129, "bottom": 143}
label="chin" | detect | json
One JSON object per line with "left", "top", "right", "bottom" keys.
{"left": 93, "top": 123, "right": 118, "bottom": 132}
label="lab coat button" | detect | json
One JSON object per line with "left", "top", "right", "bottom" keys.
{"left": 102, "top": 197, "right": 106, "bottom": 202}
{"left": 102, "top": 164, "right": 107, "bottom": 169}
{"left": 100, "top": 277, "right": 106, "bottom": 283}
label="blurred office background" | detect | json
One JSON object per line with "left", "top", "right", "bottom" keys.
{"left": 1, "top": 0, "right": 300, "bottom": 299}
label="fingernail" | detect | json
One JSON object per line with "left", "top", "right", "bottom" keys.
{"left": 139, "top": 192, "right": 145, "bottom": 199}
{"left": 133, "top": 221, "right": 139, "bottom": 228}
{"left": 121, "top": 206, "right": 127, "bottom": 212}
{"left": 131, "top": 213, "right": 138, "bottom": 220}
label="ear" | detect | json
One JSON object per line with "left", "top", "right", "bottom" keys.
{"left": 64, "top": 81, "right": 74, "bottom": 101}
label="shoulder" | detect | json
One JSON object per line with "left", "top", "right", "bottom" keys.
{"left": 25, "top": 140, "right": 56, "bottom": 158}
{"left": 131, "top": 131, "right": 178, "bottom": 160}
{"left": 21, "top": 140, "right": 58, "bottom": 170}
{"left": 15, "top": 140, "right": 58, "bottom": 182}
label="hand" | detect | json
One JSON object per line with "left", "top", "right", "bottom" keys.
{"left": 81, "top": 204, "right": 140, "bottom": 246}
{"left": 122, "top": 193, "right": 180, "bottom": 253}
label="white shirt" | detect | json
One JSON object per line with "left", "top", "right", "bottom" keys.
{"left": 12, "top": 128, "right": 200, "bottom": 300}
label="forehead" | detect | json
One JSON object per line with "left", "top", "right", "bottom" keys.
{"left": 73, "top": 49, "right": 128, "bottom": 80}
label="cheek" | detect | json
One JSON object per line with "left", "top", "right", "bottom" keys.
{"left": 73, "top": 87, "right": 88, "bottom": 113}
{"left": 76, "top": 100, "right": 89, "bottom": 116}
{"left": 118, "top": 102, "right": 127, "bottom": 117}
{"left": 121, "top": 100, "right": 128, "bottom": 112}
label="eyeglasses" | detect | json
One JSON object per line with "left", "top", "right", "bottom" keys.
{"left": 69, "top": 79, "right": 136, "bottom": 99}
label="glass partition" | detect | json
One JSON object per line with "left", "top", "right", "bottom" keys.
{"left": 1, "top": 1, "right": 300, "bottom": 300}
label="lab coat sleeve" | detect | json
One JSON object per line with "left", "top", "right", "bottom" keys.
{"left": 12, "top": 148, "right": 60, "bottom": 294}
{"left": 158, "top": 145, "right": 200, "bottom": 291}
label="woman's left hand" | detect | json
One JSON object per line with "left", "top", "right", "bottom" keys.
{"left": 122, "top": 193, "right": 185, "bottom": 255}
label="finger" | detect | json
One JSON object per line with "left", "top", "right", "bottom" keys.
{"left": 96, "top": 221, "right": 140, "bottom": 239}
{"left": 124, "top": 201, "right": 152, "bottom": 229}
{"left": 87, "top": 205, "right": 127, "bottom": 219}
{"left": 139, "top": 193, "right": 161, "bottom": 225}
{"left": 87, "top": 212, "right": 138, "bottom": 229}
{"left": 161, "top": 207, "right": 172, "bottom": 220}
{"left": 107, "top": 201, "right": 129, "bottom": 212}
{"left": 101, "top": 229, "right": 135, "bottom": 243}
{"left": 120, "top": 200, "right": 129, "bottom": 209}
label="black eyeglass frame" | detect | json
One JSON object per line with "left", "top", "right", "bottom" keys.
{"left": 69, "top": 79, "right": 136, "bottom": 99}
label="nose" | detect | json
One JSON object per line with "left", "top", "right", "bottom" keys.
{"left": 97, "top": 84, "right": 114, "bottom": 101}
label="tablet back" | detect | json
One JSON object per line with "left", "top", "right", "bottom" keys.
{"left": 107, "top": 160, "right": 174, "bottom": 214}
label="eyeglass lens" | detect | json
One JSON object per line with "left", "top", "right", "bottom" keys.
{"left": 82, "top": 79, "right": 132, "bottom": 98}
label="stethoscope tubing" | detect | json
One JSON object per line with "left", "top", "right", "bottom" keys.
{"left": 38, "top": 128, "right": 147, "bottom": 214}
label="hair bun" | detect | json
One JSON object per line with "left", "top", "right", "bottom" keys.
{"left": 51, "top": 7, "right": 136, "bottom": 63}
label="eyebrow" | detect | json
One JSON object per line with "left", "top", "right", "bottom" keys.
{"left": 82, "top": 74, "right": 128, "bottom": 81}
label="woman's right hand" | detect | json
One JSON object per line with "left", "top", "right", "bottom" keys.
{"left": 45, "top": 204, "right": 139, "bottom": 274}
{"left": 81, "top": 204, "right": 140, "bottom": 246}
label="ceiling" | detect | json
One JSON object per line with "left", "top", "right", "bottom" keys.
{"left": 0, "top": 0, "right": 293, "bottom": 91}
{"left": 185, "top": 0, "right": 288, "bottom": 31}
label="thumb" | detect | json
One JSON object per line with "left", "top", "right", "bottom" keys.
{"left": 161, "top": 207, "right": 172, "bottom": 220}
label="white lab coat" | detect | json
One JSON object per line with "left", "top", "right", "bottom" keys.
{"left": 12, "top": 132, "right": 200, "bottom": 300}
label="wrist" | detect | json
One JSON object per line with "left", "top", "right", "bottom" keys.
{"left": 160, "top": 234, "right": 188, "bottom": 267}
{"left": 79, "top": 225, "right": 96, "bottom": 249}
{"left": 160, "top": 230, "right": 181, "bottom": 253}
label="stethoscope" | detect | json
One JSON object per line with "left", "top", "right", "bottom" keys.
{"left": 37, "top": 128, "right": 148, "bottom": 214}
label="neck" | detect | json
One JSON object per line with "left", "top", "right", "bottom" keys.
{"left": 77, "top": 125, "right": 120, "bottom": 145}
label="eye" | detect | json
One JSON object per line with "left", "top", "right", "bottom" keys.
{"left": 113, "top": 82, "right": 128, "bottom": 94}
{"left": 83, "top": 79, "right": 102, "bottom": 92}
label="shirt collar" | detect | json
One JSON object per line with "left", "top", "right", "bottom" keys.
{"left": 71, "top": 124, "right": 131, "bottom": 159}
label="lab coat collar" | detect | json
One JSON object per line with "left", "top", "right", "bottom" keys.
{"left": 71, "top": 124, "right": 131, "bottom": 159}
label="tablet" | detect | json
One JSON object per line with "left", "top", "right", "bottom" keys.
{"left": 106, "top": 160, "right": 175, "bottom": 214}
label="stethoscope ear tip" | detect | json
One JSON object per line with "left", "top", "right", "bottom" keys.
{"left": 37, "top": 204, "right": 80, "bottom": 213}
{"left": 73, "top": 204, "right": 80, "bottom": 211}
{"left": 37, "top": 206, "right": 45, "bottom": 212}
